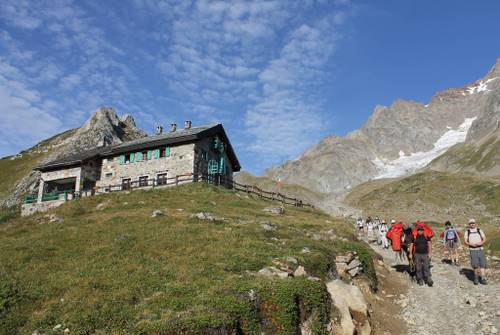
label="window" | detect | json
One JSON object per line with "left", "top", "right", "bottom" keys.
{"left": 142, "top": 151, "right": 148, "bottom": 160}
{"left": 139, "top": 176, "right": 148, "bottom": 187}
{"left": 160, "top": 147, "right": 171, "bottom": 158}
{"left": 105, "top": 172, "right": 113, "bottom": 178}
{"left": 122, "top": 178, "right": 131, "bottom": 190}
{"left": 157, "top": 173, "right": 168, "bottom": 186}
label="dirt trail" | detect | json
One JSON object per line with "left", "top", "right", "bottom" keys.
{"left": 367, "top": 236, "right": 500, "bottom": 335}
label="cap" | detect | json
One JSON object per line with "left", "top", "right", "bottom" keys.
{"left": 391, "top": 219, "right": 396, "bottom": 224}
{"left": 468, "top": 218, "right": 476, "bottom": 224}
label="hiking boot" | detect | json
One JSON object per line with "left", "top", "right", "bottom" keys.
{"left": 427, "top": 279, "right": 434, "bottom": 287}
{"left": 417, "top": 280, "right": 424, "bottom": 286}
{"left": 473, "top": 276, "right": 479, "bottom": 285}
{"left": 480, "top": 278, "right": 488, "bottom": 285}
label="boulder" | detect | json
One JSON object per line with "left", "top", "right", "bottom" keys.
{"left": 261, "top": 222, "right": 276, "bottom": 231}
{"left": 294, "top": 265, "right": 308, "bottom": 277}
{"left": 258, "top": 266, "right": 290, "bottom": 279}
{"left": 263, "top": 207, "right": 284, "bottom": 215}
{"left": 327, "top": 279, "right": 371, "bottom": 335}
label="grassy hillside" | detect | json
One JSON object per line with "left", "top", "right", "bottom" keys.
{"left": 0, "top": 183, "right": 375, "bottom": 335}
{"left": 343, "top": 171, "right": 500, "bottom": 254}
{"left": 429, "top": 133, "right": 500, "bottom": 175}
{"left": 0, "top": 130, "right": 76, "bottom": 205}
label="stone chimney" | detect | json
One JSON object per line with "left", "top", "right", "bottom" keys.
{"left": 155, "top": 125, "right": 163, "bottom": 135}
{"left": 184, "top": 120, "right": 192, "bottom": 129}
{"left": 170, "top": 123, "right": 177, "bottom": 132}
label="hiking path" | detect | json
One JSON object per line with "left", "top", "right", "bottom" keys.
{"left": 365, "top": 234, "right": 500, "bottom": 335}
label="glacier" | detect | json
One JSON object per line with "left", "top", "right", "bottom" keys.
{"left": 372, "top": 117, "right": 477, "bottom": 179}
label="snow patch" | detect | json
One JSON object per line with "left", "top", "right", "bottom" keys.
{"left": 372, "top": 117, "right": 476, "bottom": 179}
{"left": 467, "top": 77, "right": 498, "bottom": 94}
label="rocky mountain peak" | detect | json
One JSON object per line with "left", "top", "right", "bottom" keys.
{"left": 72, "top": 107, "right": 146, "bottom": 152}
{"left": 121, "top": 113, "right": 137, "bottom": 128}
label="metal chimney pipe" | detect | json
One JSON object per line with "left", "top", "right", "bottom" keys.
{"left": 170, "top": 123, "right": 177, "bottom": 132}
{"left": 184, "top": 120, "right": 192, "bottom": 129}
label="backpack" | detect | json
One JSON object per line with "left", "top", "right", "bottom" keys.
{"left": 386, "top": 223, "right": 404, "bottom": 251}
{"left": 413, "top": 221, "right": 434, "bottom": 239}
{"left": 444, "top": 228, "right": 458, "bottom": 242}
{"left": 465, "top": 228, "right": 484, "bottom": 242}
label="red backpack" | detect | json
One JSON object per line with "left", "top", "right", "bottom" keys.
{"left": 412, "top": 221, "right": 435, "bottom": 239}
{"left": 386, "top": 223, "right": 404, "bottom": 251}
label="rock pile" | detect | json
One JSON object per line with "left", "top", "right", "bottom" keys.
{"left": 335, "top": 252, "right": 363, "bottom": 279}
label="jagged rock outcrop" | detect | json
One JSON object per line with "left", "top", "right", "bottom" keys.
{"left": 1, "top": 107, "right": 147, "bottom": 207}
{"left": 267, "top": 57, "right": 500, "bottom": 193}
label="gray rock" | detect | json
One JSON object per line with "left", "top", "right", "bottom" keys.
{"left": 262, "top": 222, "right": 276, "bottom": 231}
{"left": 263, "top": 207, "right": 284, "bottom": 215}
{"left": 286, "top": 256, "right": 298, "bottom": 265}
{"left": 190, "top": 212, "right": 216, "bottom": 221}
{"left": 53, "top": 324, "right": 62, "bottom": 330}
{"left": 347, "top": 259, "right": 362, "bottom": 270}
{"left": 258, "top": 266, "right": 290, "bottom": 279}
{"left": 151, "top": 209, "right": 163, "bottom": 217}
{"left": 294, "top": 265, "right": 307, "bottom": 277}
{"left": 301, "top": 247, "right": 311, "bottom": 253}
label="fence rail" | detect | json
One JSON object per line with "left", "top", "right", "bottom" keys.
{"left": 25, "top": 173, "right": 314, "bottom": 209}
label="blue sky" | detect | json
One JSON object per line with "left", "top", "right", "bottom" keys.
{"left": 1, "top": 0, "right": 499, "bottom": 174}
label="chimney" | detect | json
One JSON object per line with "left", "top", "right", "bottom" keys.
{"left": 170, "top": 123, "right": 177, "bottom": 132}
{"left": 184, "top": 120, "right": 192, "bottom": 129}
{"left": 155, "top": 125, "right": 163, "bottom": 135}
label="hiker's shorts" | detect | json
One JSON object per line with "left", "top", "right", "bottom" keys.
{"left": 469, "top": 249, "right": 487, "bottom": 269}
{"left": 445, "top": 240, "right": 458, "bottom": 250}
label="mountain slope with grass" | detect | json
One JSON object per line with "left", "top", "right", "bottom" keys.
{"left": 0, "top": 183, "right": 377, "bottom": 335}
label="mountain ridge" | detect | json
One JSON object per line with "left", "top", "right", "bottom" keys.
{"left": 265, "top": 57, "right": 500, "bottom": 193}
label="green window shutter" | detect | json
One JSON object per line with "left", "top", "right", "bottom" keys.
{"left": 119, "top": 155, "right": 125, "bottom": 165}
{"left": 147, "top": 150, "right": 153, "bottom": 160}
{"left": 153, "top": 149, "right": 159, "bottom": 159}
{"left": 135, "top": 152, "right": 142, "bottom": 161}
{"left": 166, "top": 147, "right": 171, "bottom": 157}
{"left": 130, "top": 153, "right": 135, "bottom": 163}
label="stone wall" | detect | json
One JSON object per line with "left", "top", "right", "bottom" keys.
{"left": 42, "top": 166, "right": 82, "bottom": 182}
{"left": 21, "top": 199, "right": 66, "bottom": 216}
{"left": 96, "top": 143, "right": 196, "bottom": 189}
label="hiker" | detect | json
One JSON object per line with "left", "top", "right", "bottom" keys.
{"left": 379, "top": 219, "right": 389, "bottom": 249}
{"left": 364, "top": 216, "right": 372, "bottom": 235}
{"left": 442, "top": 221, "right": 461, "bottom": 266}
{"left": 464, "top": 219, "right": 487, "bottom": 285}
{"left": 356, "top": 217, "right": 364, "bottom": 232}
{"left": 409, "top": 226, "right": 434, "bottom": 286}
{"left": 386, "top": 220, "right": 405, "bottom": 261}
{"left": 367, "top": 219, "right": 375, "bottom": 242}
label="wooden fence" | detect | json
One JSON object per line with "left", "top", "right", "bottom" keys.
{"left": 94, "top": 173, "right": 314, "bottom": 208}
{"left": 27, "top": 173, "right": 314, "bottom": 209}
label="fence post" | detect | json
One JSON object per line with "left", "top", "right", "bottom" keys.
{"left": 175, "top": 175, "right": 179, "bottom": 186}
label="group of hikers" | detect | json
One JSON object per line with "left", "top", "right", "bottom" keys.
{"left": 355, "top": 216, "right": 488, "bottom": 286}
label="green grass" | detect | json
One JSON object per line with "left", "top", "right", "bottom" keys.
{"left": 0, "top": 183, "right": 374, "bottom": 334}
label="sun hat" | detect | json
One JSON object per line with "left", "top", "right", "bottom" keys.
{"left": 468, "top": 218, "right": 476, "bottom": 224}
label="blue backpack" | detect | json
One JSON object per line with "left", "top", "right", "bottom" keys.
{"left": 444, "top": 228, "right": 458, "bottom": 242}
